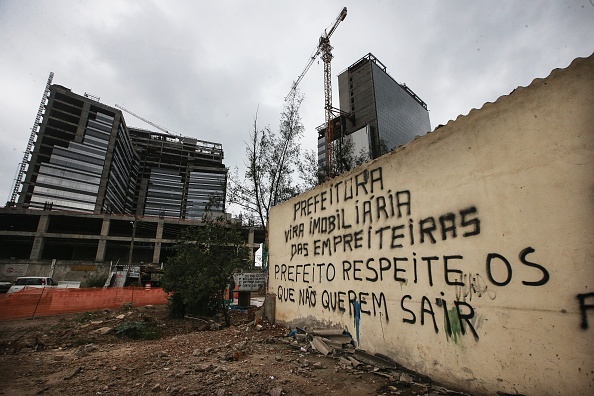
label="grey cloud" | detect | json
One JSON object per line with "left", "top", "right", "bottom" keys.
{"left": 0, "top": 0, "right": 592, "bottom": 205}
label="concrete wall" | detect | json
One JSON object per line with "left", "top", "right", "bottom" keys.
{"left": 268, "top": 54, "right": 594, "bottom": 395}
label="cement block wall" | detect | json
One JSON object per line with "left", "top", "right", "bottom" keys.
{"left": 268, "top": 54, "right": 594, "bottom": 395}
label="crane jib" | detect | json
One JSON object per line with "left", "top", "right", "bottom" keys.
{"left": 285, "top": 7, "right": 347, "bottom": 100}
{"left": 284, "top": 7, "right": 348, "bottom": 177}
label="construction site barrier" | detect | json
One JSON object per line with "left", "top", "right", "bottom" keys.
{"left": 0, "top": 287, "right": 168, "bottom": 320}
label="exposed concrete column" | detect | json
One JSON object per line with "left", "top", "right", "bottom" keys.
{"left": 264, "top": 294, "right": 276, "bottom": 324}
{"left": 95, "top": 217, "right": 111, "bottom": 262}
{"left": 29, "top": 214, "right": 50, "bottom": 260}
{"left": 76, "top": 101, "right": 92, "bottom": 143}
{"left": 152, "top": 221, "right": 164, "bottom": 264}
{"left": 95, "top": 112, "right": 121, "bottom": 213}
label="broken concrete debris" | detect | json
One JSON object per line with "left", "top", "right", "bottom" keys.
{"left": 352, "top": 349, "right": 397, "bottom": 370}
{"left": 94, "top": 326, "right": 112, "bottom": 335}
{"left": 285, "top": 326, "right": 470, "bottom": 395}
{"left": 311, "top": 336, "right": 332, "bottom": 356}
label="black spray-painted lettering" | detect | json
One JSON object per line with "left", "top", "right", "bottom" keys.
{"left": 303, "top": 205, "right": 483, "bottom": 257}
{"left": 309, "top": 209, "right": 352, "bottom": 237}
{"left": 391, "top": 225, "right": 405, "bottom": 248}
{"left": 422, "top": 256, "right": 438, "bottom": 286}
{"left": 419, "top": 207, "right": 481, "bottom": 245}
{"left": 519, "top": 247, "right": 549, "bottom": 286}
{"left": 337, "top": 291, "right": 346, "bottom": 312}
{"left": 400, "top": 294, "right": 478, "bottom": 339}
{"left": 419, "top": 217, "right": 437, "bottom": 244}
{"left": 365, "top": 258, "right": 378, "bottom": 282}
{"left": 277, "top": 286, "right": 295, "bottom": 302}
{"left": 290, "top": 243, "right": 308, "bottom": 260}
{"left": 312, "top": 228, "right": 367, "bottom": 256}
{"left": 285, "top": 223, "right": 304, "bottom": 242}
{"left": 370, "top": 167, "right": 383, "bottom": 193}
{"left": 355, "top": 170, "right": 369, "bottom": 196}
{"left": 285, "top": 249, "right": 548, "bottom": 290}
{"left": 359, "top": 292, "right": 371, "bottom": 315}
{"left": 393, "top": 257, "right": 408, "bottom": 282}
{"left": 421, "top": 296, "right": 439, "bottom": 333}
{"left": 298, "top": 287, "right": 316, "bottom": 307}
{"left": 454, "top": 300, "right": 479, "bottom": 340}
{"left": 486, "top": 253, "right": 512, "bottom": 286}
{"left": 460, "top": 206, "right": 480, "bottom": 237}
{"left": 353, "top": 190, "right": 411, "bottom": 225}
{"left": 401, "top": 295, "right": 416, "bottom": 324}
{"left": 444, "top": 255, "right": 464, "bottom": 286}
{"left": 320, "top": 289, "right": 388, "bottom": 321}
{"left": 439, "top": 213, "right": 456, "bottom": 240}
{"left": 275, "top": 263, "right": 337, "bottom": 283}
{"left": 577, "top": 292, "right": 594, "bottom": 330}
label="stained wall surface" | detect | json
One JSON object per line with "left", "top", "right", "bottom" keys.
{"left": 268, "top": 54, "right": 594, "bottom": 395}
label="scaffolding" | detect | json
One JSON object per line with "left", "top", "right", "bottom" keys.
{"left": 8, "top": 72, "right": 54, "bottom": 205}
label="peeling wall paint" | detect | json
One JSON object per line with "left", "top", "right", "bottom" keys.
{"left": 268, "top": 54, "right": 594, "bottom": 395}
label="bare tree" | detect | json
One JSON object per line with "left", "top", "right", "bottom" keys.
{"left": 298, "top": 149, "right": 324, "bottom": 191}
{"left": 228, "top": 93, "right": 305, "bottom": 227}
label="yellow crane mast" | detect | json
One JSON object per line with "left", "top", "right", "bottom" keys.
{"left": 286, "top": 6, "right": 347, "bottom": 177}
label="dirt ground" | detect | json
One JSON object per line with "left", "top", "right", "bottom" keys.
{"left": 0, "top": 303, "right": 470, "bottom": 396}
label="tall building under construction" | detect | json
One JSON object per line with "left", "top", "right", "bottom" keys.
{"left": 318, "top": 53, "right": 431, "bottom": 169}
{"left": 0, "top": 84, "right": 263, "bottom": 277}
{"left": 15, "top": 84, "right": 227, "bottom": 219}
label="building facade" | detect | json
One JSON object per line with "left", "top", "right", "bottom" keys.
{"left": 318, "top": 53, "right": 431, "bottom": 170}
{"left": 0, "top": 84, "right": 258, "bottom": 282}
{"left": 14, "top": 84, "right": 227, "bottom": 219}
{"left": 129, "top": 128, "right": 226, "bottom": 220}
{"left": 17, "top": 85, "right": 136, "bottom": 214}
{"left": 0, "top": 208, "right": 263, "bottom": 274}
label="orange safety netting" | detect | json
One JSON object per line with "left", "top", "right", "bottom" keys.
{"left": 0, "top": 287, "right": 168, "bottom": 320}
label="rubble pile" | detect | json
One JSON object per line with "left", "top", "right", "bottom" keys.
{"left": 280, "top": 327, "right": 470, "bottom": 396}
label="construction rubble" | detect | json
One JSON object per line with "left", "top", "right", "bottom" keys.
{"left": 278, "top": 327, "right": 471, "bottom": 396}
{"left": 0, "top": 304, "right": 472, "bottom": 395}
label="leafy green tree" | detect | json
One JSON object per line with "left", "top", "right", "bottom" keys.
{"left": 161, "top": 217, "right": 250, "bottom": 326}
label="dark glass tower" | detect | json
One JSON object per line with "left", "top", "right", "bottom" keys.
{"left": 318, "top": 53, "right": 431, "bottom": 169}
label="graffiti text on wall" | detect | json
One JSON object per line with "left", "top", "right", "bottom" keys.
{"left": 277, "top": 166, "right": 551, "bottom": 341}
{"left": 577, "top": 292, "right": 594, "bottom": 329}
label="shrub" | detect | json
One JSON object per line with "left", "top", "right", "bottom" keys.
{"left": 161, "top": 217, "right": 250, "bottom": 326}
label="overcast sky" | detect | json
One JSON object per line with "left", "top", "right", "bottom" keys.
{"left": 1, "top": 0, "right": 592, "bottom": 210}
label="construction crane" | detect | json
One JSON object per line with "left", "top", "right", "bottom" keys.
{"left": 286, "top": 6, "right": 347, "bottom": 178}
{"left": 115, "top": 104, "right": 182, "bottom": 137}
{"left": 8, "top": 72, "right": 54, "bottom": 206}
{"left": 115, "top": 104, "right": 224, "bottom": 157}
